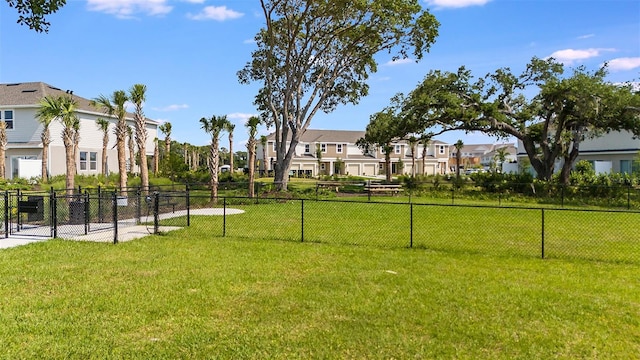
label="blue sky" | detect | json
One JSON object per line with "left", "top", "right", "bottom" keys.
{"left": 1, "top": 0, "right": 639, "bottom": 149}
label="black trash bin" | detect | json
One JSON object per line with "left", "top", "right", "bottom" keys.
{"left": 69, "top": 200, "right": 85, "bottom": 225}
{"left": 26, "top": 196, "right": 45, "bottom": 222}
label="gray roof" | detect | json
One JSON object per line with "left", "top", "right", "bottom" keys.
{"left": 267, "top": 129, "right": 366, "bottom": 143}
{"left": 0, "top": 82, "right": 158, "bottom": 124}
{"left": 267, "top": 129, "right": 450, "bottom": 144}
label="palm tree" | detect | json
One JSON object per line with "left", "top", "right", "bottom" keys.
{"left": 494, "top": 146, "right": 509, "bottom": 173}
{"left": 153, "top": 137, "right": 159, "bottom": 176}
{"left": 127, "top": 126, "right": 135, "bottom": 174}
{"left": 129, "top": 84, "right": 149, "bottom": 192}
{"left": 260, "top": 135, "right": 268, "bottom": 177}
{"left": 408, "top": 136, "right": 417, "bottom": 177}
{"left": 35, "top": 96, "right": 60, "bottom": 182}
{"left": 58, "top": 96, "right": 80, "bottom": 194}
{"left": 159, "top": 121, "right": 172, "bottom": 161}
{"left": 200, "top": 115, "right": 229, "bottom": 201}
{"left": 454, "top": 139, "right": 464, "bottom": 180}
{"left": 95, "top": 118, "right": 110, "bottom": 176}
{"left": 226, "top": 122, "right": 235, "bottom": 173}
{"left": 245, "top": 116, "right": 260, "bottom": 198}
{"left": 92, "top": 90, "right": 129, "bottom": 194}
{"left": 0, "top": 121, "right": 6, "bottom": 179}
{"left": 421, "top": 136, "right": 429, "bottom": 176}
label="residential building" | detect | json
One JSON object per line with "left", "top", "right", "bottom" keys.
{"left": 516, "top": 130, "right": 640, "bottom": 175}
{"left": 257, "top": 129, "right": 451, "bottom": 177}
{"left": 0, "top": 82, "right": 158, "bottom": 179}
{"left": 449, "top": 143, "right": 516, "bottom": 171}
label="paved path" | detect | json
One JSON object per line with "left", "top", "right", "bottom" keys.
{"left": 0, "top": 208, "right": 244, "bottom": 249}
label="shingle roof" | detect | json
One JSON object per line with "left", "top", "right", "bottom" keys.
{"left": 0, "top": 82, "right": 158, "bottom": 124}
{"left": 267, "top": 129, "right": 366, "bottom": 143}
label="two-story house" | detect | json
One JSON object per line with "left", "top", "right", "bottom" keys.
{"left": 517, "top": 130, "right": 640, "bottom": 175}
{"left": 0, "top": 82, "right": 159, "bottom": 179}
{"left": 258, "top": 129, "right": 451, "bottom": 177}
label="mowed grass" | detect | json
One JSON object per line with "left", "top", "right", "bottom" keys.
{"left": 182, "top": 199, "right": 640, "bottom": 263}
{"left": 0, "top": 233, "right": 639, "bottom": 359}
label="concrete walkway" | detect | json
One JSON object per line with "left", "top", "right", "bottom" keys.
{"left": 0, "top": 207, "right": 244, "bottom": 249}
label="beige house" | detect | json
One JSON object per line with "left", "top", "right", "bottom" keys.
{"left": 0, "top": 82, "right": 158, "bottom": 180}
{"left": 258, "top": 129, "right": 451, "bottom": 177}
{"left": 516, "top": 130, "right": 640, "bottom": 175}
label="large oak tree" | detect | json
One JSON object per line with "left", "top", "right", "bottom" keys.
{"left": 398, "top": 58, "right": 640, "bottom": 183}
{"left": 238, "top": 0, "right": 439, "bottom": 190}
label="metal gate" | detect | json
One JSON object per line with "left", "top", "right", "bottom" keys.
{"left": 6, "top": 190, "right": 53, "bottom": 238}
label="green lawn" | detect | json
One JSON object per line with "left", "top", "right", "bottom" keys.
{"left": 0, "top": 233, "right": 638, "bottom": 359}
{"left": 175, "top": 198, "right": 640, "bottom": 264}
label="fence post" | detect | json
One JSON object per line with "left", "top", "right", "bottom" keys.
{"left": 112, "top": 192, "right": 118, "bottom": 244}
{"left": 51, "top": 188, "right": 57, "bottom": 239}
{"left": 223, "top": 197, "right": 227, "bottom": 237}
{"left": 541, "top": 208, "right": 545, "bottom": 259}
{"left": 561, "top": 186, "right": 564, "bottom": 208}
{"left": 301, "top": 199, "right": 304, "bottom": 243}
{"left": 410, "top": 203, "right": 413, "bottom": 248}
{"left": 136, "top": 187, "right": 141, "bottom": 225}
{"left": 4, "top": 191, "right": 8, "bottom": 238}
{"left": 154, "top": 191, "right": 160, "bottom": 234}
{"left": 84, "top": 190, "right": 89, "bottom": 235}
{"left": 186, "top": 184, "right": 191, "bottom": 227}
{"left": 16, "top": 189, "right": 21, "bottom": 230}
{"left": 97, "top": 185, "right": 103, "bottom": 223}
{"left": 451, "top": 187, "right": 455, "bottom": 205}
{"left": 628, "top": 184, "right": 631, "bottom": 210}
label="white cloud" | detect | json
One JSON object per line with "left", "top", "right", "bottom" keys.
{"left": 577, "top": 34, "right": 595, "bottom": 40}
{"left": 424, "top": 0, "right": 491, "bottom": 8}
{"left": 606, "top": 57, "right": 640, "bottom": 72}
{"left": 187, "top": 6, "right": 244, "bottom": 21}
{"left": 181, "top": 0, "right": 205, "bottom": 3}
{"left": 153, "top": 104, "right": 189, "bottom": 112}
{"left": 228, "top": 112, "right": 258, "bottom": 122}
{"left": 547, "top": 48, "right": 615, "bottom": 64}
{"left": 243, "top": 38, "right": 256, "bottom": 44}
{"left": 384, "top": 58, "right": 414, "bottom": 66}
{"left": 87, "top": 0, "right": 172, "bottom": 18}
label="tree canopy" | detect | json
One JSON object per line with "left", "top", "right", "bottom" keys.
{"left": 6, "top": 0, "right": 66, "bottom": 32}
{"left": 396, "top": 57, "right": 640, "bottom": 183}
{"left": 238, "top": 0, "right": 439, "bottom": 190}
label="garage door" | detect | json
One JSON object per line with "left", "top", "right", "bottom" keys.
{"left": 347, "top": 164, "right": 360, "bottom": 176}
{"left": 363, "top": 164, "right": 376, "bottom": 176}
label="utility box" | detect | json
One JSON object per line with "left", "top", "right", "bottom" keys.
{"left": 27, "top": 196, "right": 44, "bottom": 222}
{"left": 69, "top": 201, "right": 85, "bottom": 225}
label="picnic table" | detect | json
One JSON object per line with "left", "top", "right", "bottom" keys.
{"left": 363, "top": 182, "right": 403, "bottom": 195}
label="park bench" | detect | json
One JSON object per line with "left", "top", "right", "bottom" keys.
{"left": 364, "top": 182, "right": 403, "bottom": 195}
{"left": 316, "top": 181, "right": 345, "bottom": 192}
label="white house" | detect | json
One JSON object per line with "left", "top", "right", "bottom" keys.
{"left": 0, "top": 82, "right": 159, "bottom": 180}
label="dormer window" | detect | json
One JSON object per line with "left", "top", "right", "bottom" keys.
{"left": 305, "top": 144, "right": 310, "bottom": 153}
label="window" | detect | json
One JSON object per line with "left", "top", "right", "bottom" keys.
{"left": 439, "top": 145, "right": 445, "bottom": 154}
{"left": 0, "top": 110, "right": 14, "bottom": 129}
{"left": 320, "top": 163, "right": 326, "bottom": 170}
{"left": 305, "top": 144, "right": 310, "bottom": 153}
{"left": 271, "top": 142, "right": 276, "bottom": 152}
{"left": 321, "top": 143, "right": 327, "bottom": 153}
{"left": 79, "top": 151, "right": 98, "bottom": 171}
{"left": 337, "top": 144, "right": 343, "bottom": 153}
{"left": 395, "top": 144, "right": 401, "bottom": 154}
{"left": 620, "top": 160, "right": 632, "bottom": 174}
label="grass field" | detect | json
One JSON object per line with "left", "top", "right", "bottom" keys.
{"left": 0, "top": 232, "right": 638, "bottom": 359}
{"left": 173, "top": 197, "right": 640, "bottom": 264}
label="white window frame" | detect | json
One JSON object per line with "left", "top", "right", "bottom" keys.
{"left": 321, "top": 143, "right": 327, "bottom": 153}
{"left": 337, "top": 144, "right": 343, "bottom": 153}
{"left": 320, "top": 163, "right": 326, "bottom": 170}
{"left": 271, "top": 142, "right": 276, "bottom": 152}
{"left": 79, "top": 151, "right": 98, "bottom": 171}
{"left": 304, "top": 144, "right": 310, "bottom": 153}
{"left": 395, "top": 144, "right": 401, "bottom": 154}
{"left": 1, "top": 109, "right": 14, "bottom": 130}
{"left": 439, "top": 145, "right": 445, "bottom": 154}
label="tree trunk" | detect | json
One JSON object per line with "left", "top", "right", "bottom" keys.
{"left": 456, "top": 152, "right": 461, "bottom": 179}
{"left": 117, "top": 127, "right": 128, "bottom": 195}
{"left": 153, "top": 140, "right": 159, "bottom": 176}
{"left": 229, "top": 134, "right": 234, "bottom": 174}
{"left": 273, "top": 136, "right": 300, "bottom": 191}
{"left": 102, "top": 136, "right": 108, "bottom": 176}
{"left": 422, "top": 145, "right": 427, "bottom": 176}
{"left": 248, "top": 140, "right": 256, "bottom": 198}
{"left": 209, "top": 138, "right": 220, "bottom": 201}
{"left": 385, "top": 152, "right": 391, "bottom": 183}
{"left": 41, "top": 131, "right": 49, "bottom": 182}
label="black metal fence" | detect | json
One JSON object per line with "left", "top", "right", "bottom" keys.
{"left": 2, "top": 187, "right": 639, "bottom": 264}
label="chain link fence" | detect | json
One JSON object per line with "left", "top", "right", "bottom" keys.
{"left": 2, "top": 187, "right": 638, "bottom": 264}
